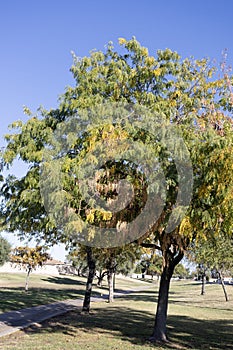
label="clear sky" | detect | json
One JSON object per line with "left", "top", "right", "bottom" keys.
{"left": 1, "top": 0, "right": 233, "bottom": 260}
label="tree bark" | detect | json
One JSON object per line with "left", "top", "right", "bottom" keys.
{"left": 218, "top": 271, "right": 229, "bottom": 302}
{"left": 107, "top": 269, "right": 114, "bottom": 303}
{"left": 201, "top": 272, "right": 206, "bottom": 295}
{"left": 150, "top": 246, "right": 184, "bottom": 343}
{"left": 25, "top": 265, "right": 32, "bottom": 292}
{"left": 150, "top": 263, "right": 173, "bottom": 342}
{"left": 82, "top": 247, "right": 96, "bottom": 312}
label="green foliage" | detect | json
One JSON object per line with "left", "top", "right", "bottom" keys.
{"left": 1, "top": 37, "right": 233, "bottom": 339}
{"left": 66, "top": 245, "right": 88, "bottom": 276}
{"left": 68, "top": 243, "right": 142, "bottom": 277}
{"left": 135, "top": 250, "right": 163, "bottom": 277}
{"left": 173, "top": 263, "right": 190, "bottom": 279}
{"left": 1, "top": 37, "right": 232, "bottom": 248}
{"left": 0, "top": 235, "right": 11, "bottom": 266}
{"left": 190, "top": 234, "right": 233, "bottom": 277}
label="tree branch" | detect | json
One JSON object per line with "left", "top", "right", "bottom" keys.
{"left": 173, "top": 250, "right": 184, "bottom": 266}
{"left": 139, "top": 242, "right": 162, "bottom": 251}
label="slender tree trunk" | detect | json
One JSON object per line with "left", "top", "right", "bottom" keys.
{"left": 82, "top": 247, "right": 96, "bottom": 312}
{"left": 150, "top": 246, "right": 184, "bottom": 343}
{"left": 25, "top": 266, "right": 32, "bottom": 292}
{"left": 201, "top": 272, "right": 206, "bottom": 295}
{"left": 113, "top": 272, "right": 116, "bottom": 292}
{"left": 107, "top": 269, "right": 114, "bottom": 303}
{"left": 218, "top": 271, "right": 229, "bottom": 302}
{"left": 96, "top": 269, "right": 103, "bottom": 287}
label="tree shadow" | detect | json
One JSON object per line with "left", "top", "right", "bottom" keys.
{"left": 0, "top": 280, "right": 157, "bottom": 314}
{"left": 114, "top": 290, "right": 158, "bottom": 303}
{"left": 168, "top": 315, "right": 233, "bottom": 349}
{"left": 20, "top": 303, "right": 233, "bottom": 349}
{"left": 0, "top": 286, "right": 87, "bottom": 313}
{"left": 41, "top": 276, "right": 86, "bottom": 286}
{"left": 169, "top": 298, "right": 233, "bottom": 312}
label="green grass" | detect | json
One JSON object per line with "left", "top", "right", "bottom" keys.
{"left": 0, "top": 273, "right": 87, "bottom": 313}
{"left": 0, "top": 273, "right": 154, "bottom": 313}
{"left": 0, "top": 276, "right": 232, "bottom": 349}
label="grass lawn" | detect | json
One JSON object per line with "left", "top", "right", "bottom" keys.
{"left": 0, "top": 273, "right": 87, "bottom": 313}
{"left": 0, "top": 275, "right": 232, "bottom": 349}
{"left": 0, "top": 272, "right": 154, "bottom": 313}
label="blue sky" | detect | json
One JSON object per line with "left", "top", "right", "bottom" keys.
{"left": 1, "top": 0, "right": 233, "bottom": 260}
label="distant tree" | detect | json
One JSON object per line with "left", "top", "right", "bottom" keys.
{"left": 196, "top": 263, "right": 209, "bottom": 295}
{"left": 10, "top": 246, "right": 50, "bottom": 291}
{"left": 173, "top": 263, "right": 189, "bottom": 279}
{"left": 69, "top": 243, "right": 142, "bottom": 306}
{"left": 190, "top": 235, "right": 233, "bottom": 301}
{"left": 135, "top": 250, "right": 163, "bottom": 279}
{"left": 96, "top": 244, "right": 142, "bottom": 303}
{"left": 0, "top": 235, "right": 11, "bottom": 266}
{"left": 66, "top": 248, "right": 87, "bottom": 277}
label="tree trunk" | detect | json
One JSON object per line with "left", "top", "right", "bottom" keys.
{"left": 201, "top": 272, "right": 206, "bottom": 295}
{"left": 113, "top": 272, "right": 116, "bottom": 292}
{"left": 25, "top": 266, "right": 32, "bottom": 292}
{"left": 96, "top": 269, "right": 103, "bottom": 287}
{"left": 107, "top": 269, "right": 114, "bottom": 303}
{"left": 150, "top": 246, "right": 184, "bottom": 343}
{"left": 82, "top": 247, "right": 96, "bottom": 312}
{"left": 218, "top": 271, "right": 229, "bottom": 302}
{"left": 150, "top": 263, "right": 173, "bottom": 342}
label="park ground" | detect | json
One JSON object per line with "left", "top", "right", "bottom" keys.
{"left": 0, "top": 273, "right": 232, "bottom": 350}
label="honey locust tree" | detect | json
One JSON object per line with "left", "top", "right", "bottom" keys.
{"left": 1, "top": 38, "right": 233, "bottom": 342}
{"left": 10, "top": 246, "right": 50, "bottom": 291}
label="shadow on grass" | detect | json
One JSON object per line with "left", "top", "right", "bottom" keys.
{"left": 0, "top": 278, "right": 157, "bottom": 314}
{"left": 115, "top": 289, "right": 158, "bottom": 304}
{"left": 0, "top": 287, "right": 86, "bottom": 313}
{"left": 133, "top": 277, "right": 157, "bottom": 284}
{"left": 41, "top": 276, "right": 87, "bottom": 286}
{"left": 168, "top": 315, "right": 233, "bottom": 349}
{"left": 22, "top": 303, "right": 233, "bottom": 350}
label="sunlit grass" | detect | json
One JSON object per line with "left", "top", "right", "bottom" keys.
{"left": 0, "top": 276, "right": 232, "bottom": 349}
{"left": 0, "top": 273, "right": 156, "bottom": 313}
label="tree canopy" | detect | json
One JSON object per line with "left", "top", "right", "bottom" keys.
{"left": 1, "top": 37, "right": 233, "bottom": 342}
{"left": 10, "top": 246, "right": 50, "bottom": 291}
{"left": 191, "top": 235, "right": 233, "bottom": 277}
{"left": 190, "top": 233, "right": 233, "bottom": 300}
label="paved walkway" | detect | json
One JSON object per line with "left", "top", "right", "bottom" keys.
{"left": 0, "top": 284, "right": 154, "bottom": 338}
{"left": 0, "top": 298, "right": 85, "bottom": 338}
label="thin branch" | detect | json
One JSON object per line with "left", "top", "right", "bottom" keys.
{"left": 139, "top": 242, "right": 162, "bottom": 251}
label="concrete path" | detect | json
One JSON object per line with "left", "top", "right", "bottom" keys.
{"left": 0, "top": 298, "right": 84, "bottom": 338}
